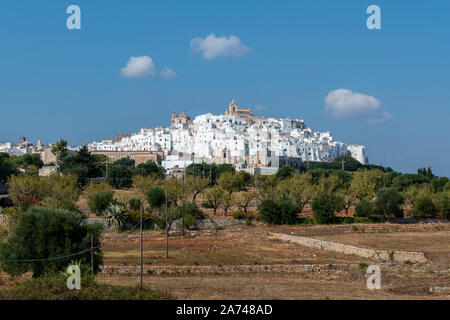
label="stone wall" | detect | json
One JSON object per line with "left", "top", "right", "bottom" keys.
{"left": 269, "top": 233, "right": 427, "bottom": 264}
{"left": 100, "top": 263, "right": 348, "bottom": 276}
{"left": 195, "top": 218, "right": 244, "bottom": 230}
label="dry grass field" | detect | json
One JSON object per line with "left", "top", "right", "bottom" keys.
{"left": 96, "top": 222, "right": 450, "bottom": 300}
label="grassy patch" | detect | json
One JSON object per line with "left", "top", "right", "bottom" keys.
{"left": 0, "top": 274, "right": 174, "bottom": 300}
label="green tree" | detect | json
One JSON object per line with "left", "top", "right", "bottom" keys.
{"left": 146, "top": 186, "right": 166, "bottom": 210}
{"left": 107, "top": 165, "right": 134, "bottom": 189}
{"left": 233, "top": 190, "right": 257, "bottom": 218}
{"left": 135, "top": 160, "right": 165, "bottom": 179}
{"left": 0, "top": 153, "right": 19, "bottom": 183}
{"left": 436, "top": 192, "right": 449, "bottom": 219}
{"left": 311, "top": 193, "right": 343, "bottom": 224}
{"left": 277, "top": 197, "right": 298, "bottom": 225}
{"left": 13, "top": 154, "right": 44, "bottom": 170}
{"left": 413, "top": 195, "right": 437, "bottom": 218}
{"left": 217, "top": 171, "right": 245, "bottom": 196}
{"left": 204, "top": 186, "right": 224, "bottom": 215}
{"left": 51, "top": 139, "right": 68, "bottom": 163}
{"left": 276, "top": 166, "right": 294, "bottom": 180}
{"left": 349, "top": 169, "right": 384, "bottom": 201}
{"left": 185, "top": 175, "right": 209, "bottom": 202}
{"left": 430, "top": 177, "right": 449, "bottom": 193}
{"left": 374, "top": 188, "right": 404, "bottom": 219}
{"left": 255, "top": 174, "right": 278, "bottom": 201}
{"left": 275, "top": 173, "right": 314, "bottom": 213}
{"left": 391, "top": 174, "right": 430, "bottom": 192}
{"left": 354, "top": 199, "right": 375, "bottom": 217}
{"left": 257, "top": 200, "right": 280, "bottom": 224}
{"left": 113, "top": 158, "right": 135, "bottom": 168}
{"left": 0, "top": 207, "right": 103, "bottom": 277}
{"left": 60, "top": 146, "right": 106, "bottom": 184}
{"left": 222, "top": 193, "right": 233, "bottom": 217}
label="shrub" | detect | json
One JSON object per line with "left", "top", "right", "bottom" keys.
{"left": 374, "top": 188, "right": 404, "bottom": 218}
{"left": 181, "top": 214, "right": 197, "bottom": 230}
{"left": 7, "top": 174, "right": 47, "bottom": 207}
{"left": 126, "top": 210, "right": 155, "bottom": 229}
{"left": 233, "top": 210, "right": 245, "bottom": 219}
{"left": 0, "top": 207, "right": 103, "bottom": 277}
{"left": 257, "top": 198, "right": 299, "bottom": 225}
{"left": 180, "top": 202, "right": 204, "bottom": 220}
{"left": 88, "top": 191, "right": 114, "bottom": 215}
{"left": 414, "top": 195, "right": 437, "bottom": 218}
{"left": 146, "top": 186, "right": 165, "bottom": 209}
{"left": 7, "top": 174, "right": 79, "bottom": 211}
{"left": 311, "top": 193, "right": 337, "bottom": 224}
{"left": 107, "top": 165, "right": 134, "bottom": 189}
{"left": 354, "top": 217, "right": 374, "bottom": 224}
{"left": 355, "top": 200, "right": 375, "bottom": 217}
{"left": 0, "top": 153, "right": 19, "bottom": 183}
{"left": 340, "top": 217, "right": 355, "bottom": 224}
{"left": 128, "top": 198, "right": 142, "bottom": 211}
{"left": 276, "top": 166, "right": 294, "bottom": 180}
{"left": 201, "top": 201, "right": 213, "bottom": 209}
{"left": 278, "top": 198, "right": 298, "bottom": 225}
{"left": 257, "top": 200, "right": 280, "bottom": 224}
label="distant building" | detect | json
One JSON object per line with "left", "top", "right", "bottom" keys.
{"left": 38, "top": 166, "right": 60, "bottom": 177}
{"left": 171, "top": 111, "right": 191, "bottom": 126}
{"left": 90, "top": 150, "right": 163, "bottom": 166}
{"left": 224, "top": 99, "right": 253, "bottom": 118}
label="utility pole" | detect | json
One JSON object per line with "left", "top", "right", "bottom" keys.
{"left": 181, "top": 160, "right": 185, "bottom": 236}
{"left": 90, "top": 234, "right": 94, "bottom": 278}
{"left": 192, "top": 152, "right": 195, "bottom": 179}
{"left": 341, "top": 158, "right": 345, "bottom": 171}
{"left": 165, "top": 191, "right": 169, "bottom": 259}
{"left": 139, "top": 205, "right": 143, "bottom": 289}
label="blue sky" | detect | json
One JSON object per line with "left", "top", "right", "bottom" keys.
{"left": 0, "top": 1, "right": 449, "bottom": 176}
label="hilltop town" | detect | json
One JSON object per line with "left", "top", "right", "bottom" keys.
{"left": 86, "top": 99, "right": 368, "bottom": 174}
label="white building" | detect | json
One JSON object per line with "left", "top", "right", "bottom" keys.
{"left": 87, "top": 99, "right": 369, "bottom": 170}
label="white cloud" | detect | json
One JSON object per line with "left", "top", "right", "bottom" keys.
{"left": 160, "top": 66, "right": 177, "bottom": 79}
{"left": 254, "top": 104, "right": 265, "bottom": 111}
{"left": 121, "top": 56, "right": 177, "bottom": 79}
{"left": 324, "top": 89, "right": 391, "bottom": 124}
{"left": 120, "top": 56, "right": 156, "bottom": 78}
{"left": 190, "top": 33, "right": 251, "bottom": 60}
